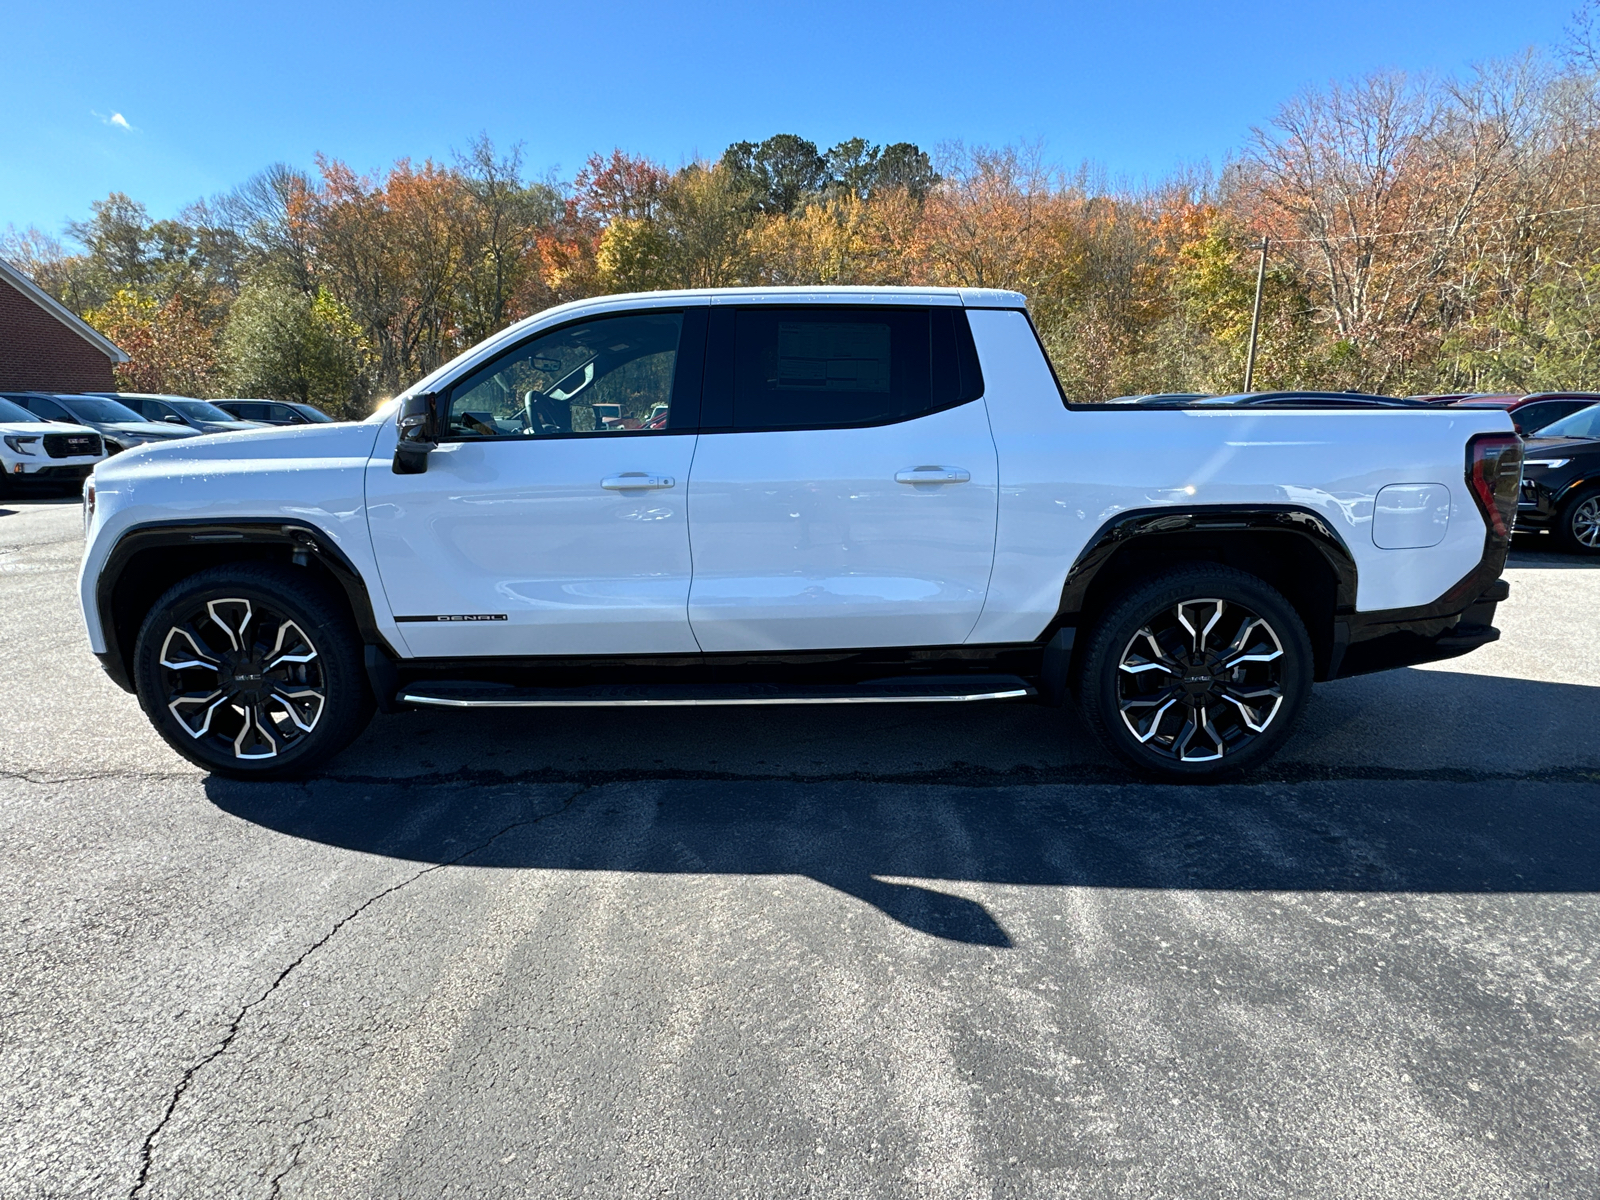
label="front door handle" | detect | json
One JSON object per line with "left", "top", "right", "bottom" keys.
{"left": 895, "top": 466, "right": 971, "bottom": 484}
{"left": 602, "top": 472, "right": 675, "bottom": 490}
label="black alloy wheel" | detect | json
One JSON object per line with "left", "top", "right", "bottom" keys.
{"left": 133, "top": 564, "right": 374, "bottom": 778}
{"left": 1074, "top": 565, "right": 1313, "bottom": 779}
{"left": 1558, "top": 486, "right": 1600, "bottom": 554}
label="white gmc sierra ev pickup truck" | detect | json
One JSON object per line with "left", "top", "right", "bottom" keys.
{"left": 77, "top": 287, "right": 1522, "bottom": 781}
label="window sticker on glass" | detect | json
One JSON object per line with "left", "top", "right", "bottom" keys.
{"left": 775, "top": 322, "right": 890, "bottom": 393}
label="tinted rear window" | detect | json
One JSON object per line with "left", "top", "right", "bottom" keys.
{"left": 721, "top": 306, "right": 982, "bottom": 431}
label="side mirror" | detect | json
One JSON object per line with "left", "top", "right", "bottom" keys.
{"left": 392, "top": 393, "right": 439, "bottom": 475}
{"left": 162, "top": 415, "right": 186, "bottom": 425}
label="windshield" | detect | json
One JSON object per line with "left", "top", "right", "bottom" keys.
{"left": 1535, "top": 403, "right": 1600, "bottom": 440}
{"left": 171, "top": 399, "right": 237, "bottom": 422}
{"left": 295, "top": 405, "right": 335, "bottom": 422}
{"left": 58, "top": 396, "right": 145, "bottom": 423}
{"left": 0, "top": 398, "right": 42, "bottom": 423}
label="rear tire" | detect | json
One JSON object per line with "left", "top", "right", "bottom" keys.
{"left": 1072, "top": 565, "right": 1313, "bottom": 780}
{"left": 132, "top": 564, "right": 375, "bottom": 779}
{"left": 1556, "top": 486, "right": 1600, "bottom": 555}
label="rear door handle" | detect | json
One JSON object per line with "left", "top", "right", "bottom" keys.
{"left": 602, "top": 473, "right": 675, "bottom": 490}
{"left": 895, "top": 466, "right": 971, "bottom": 484}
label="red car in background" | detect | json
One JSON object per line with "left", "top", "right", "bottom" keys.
{"left": 1411, "top": 392, "right": 1600, "bottom": 436}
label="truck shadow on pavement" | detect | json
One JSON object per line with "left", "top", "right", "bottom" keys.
{"left": 206, "top": 684, "right": 1600, "bottom": 948}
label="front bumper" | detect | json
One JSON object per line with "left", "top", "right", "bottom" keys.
{"left": 6, "top": 459, "right": 99, "bottom": 482}
{"left": 1516, "top": 472, "right": 1589, "bottom": 530}
{"left": 1516, "top": 478, "right": 1556, "bottom": 529}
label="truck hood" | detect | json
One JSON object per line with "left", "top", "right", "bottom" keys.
{"left": 92, "top": 419, "right": 384, "bottom": 482}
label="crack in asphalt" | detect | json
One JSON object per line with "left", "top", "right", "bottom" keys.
{"left": 0, "top": 768, "right": 201, "bottom": 786}
{"left": 125, "top": 784, "right": 591, "bottom": 1200}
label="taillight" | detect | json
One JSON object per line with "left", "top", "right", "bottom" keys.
{"left": 1465, "top": 433, "right": 1521, "bottom": 541}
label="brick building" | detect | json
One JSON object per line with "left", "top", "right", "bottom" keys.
{"left": 0, "top": 257, "right": 128, "bottom": 392}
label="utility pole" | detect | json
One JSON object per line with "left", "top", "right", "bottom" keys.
{"left": 1244, "top": 237, "right": 1269, "bottom": 394}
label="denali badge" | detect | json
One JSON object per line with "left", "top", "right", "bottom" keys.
{"left": 395, "top": 614, "right": 509, "bottom": 622}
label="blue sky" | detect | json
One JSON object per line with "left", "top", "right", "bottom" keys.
{"left": 0, "top": 0, "right": 1577, "bottom": 240}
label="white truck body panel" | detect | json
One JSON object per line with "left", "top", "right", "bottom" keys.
{"left": 364, "top": 430, "right": 701, "bottom": 658}
{"left": 684, "top": 399, "right": 999, "bottom": 652}
{"left": 80, "top": 286, "right": 1515, "bottom": 668}
{"left": 78, "top": 422, "right": 389, "bottom": 654}
{"left": 964, "top": 309, "right": 1510, "bottom": 643}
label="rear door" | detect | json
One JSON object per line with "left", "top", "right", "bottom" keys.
{"left": 685, "top": 303, "right": 998, "bottom": 652}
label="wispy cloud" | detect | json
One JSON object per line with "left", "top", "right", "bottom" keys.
{"left": 91, "top": 110, "right": 136, "bottom": 132}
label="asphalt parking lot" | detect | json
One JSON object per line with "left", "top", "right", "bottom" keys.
{"left": 2, "top": 494, "right": 1597, "bottom": 1199}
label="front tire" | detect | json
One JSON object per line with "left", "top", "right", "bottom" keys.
{"left": 1073, "top": 565, "right": 1313, "bottom": 779}
{"left": 1557, "top": 486, "right": 1600, "bottom": 555}
{"left": 133, "top": 564, "right": 375, "bottom": 779}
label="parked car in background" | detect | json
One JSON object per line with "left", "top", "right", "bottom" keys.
{"left": 0, "top": 393, "right": 198, "bottom": 455}
{"left": 213, "top": 399, "right": 337, "bottom": 425}
{"left": 1515, "top": 402, "right": 1600, "bottom": 553}
{"left": 1422, "top": 392, "right": 1599, "bottom": 436}
{"left": 0, "top": 396, "right": 105, "bottom": 494}
{"left": 89, "top": 393, "right": 264, "bottom": 435}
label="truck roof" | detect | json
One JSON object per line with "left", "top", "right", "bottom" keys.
{"left": 535, "top": 285, "right": 1028, "bottom": 309}
{"left": 396, "top": 286, "right": 1030, "bottom": 408}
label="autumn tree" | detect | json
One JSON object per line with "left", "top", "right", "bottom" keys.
{"left": 222, "top": 280, "right": 369, "bottom": 414}
{"left": 86, "top": 289, "right": 220, "bottom": 395}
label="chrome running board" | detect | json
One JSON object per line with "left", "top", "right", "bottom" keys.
{"left": 400, "top": 675, "right": 1035, "bottom": 709}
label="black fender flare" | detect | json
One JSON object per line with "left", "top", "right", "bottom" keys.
{"left": 1049, "top": 505, "right": 1360, "bottom": 684}
{"left": 92, "top": 519, "right": 395, "bottom": 693}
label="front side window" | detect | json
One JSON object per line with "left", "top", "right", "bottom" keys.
{"left": 446, "top": 310, "right": 685, "bottom": 439}
{"left": 172, "top": 399, "right": 235, "bottom": 423}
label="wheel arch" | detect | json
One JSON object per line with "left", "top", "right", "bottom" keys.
{"left": 95, "top": 520, "right": 393, "bottom": 693}
{"left": 1055, "top": 506, "right": 1358, "bottom": 683}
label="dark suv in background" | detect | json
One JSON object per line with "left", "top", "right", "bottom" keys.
{"left": 213, "top": 399, "right": 336, "bottom": 425}
{"left": 1517, "top": 402, "right": 1600, "bottom": 552}
{"left": 91, "top": 393, "right": 263, "bottom": 435}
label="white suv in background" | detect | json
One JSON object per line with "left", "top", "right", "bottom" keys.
{"left": 0, "top": 396, "right": 104, "bottom": 494}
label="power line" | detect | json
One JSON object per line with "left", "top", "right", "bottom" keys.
{"left": 1265, "top": 199, "right": 1600, "bottom": 245}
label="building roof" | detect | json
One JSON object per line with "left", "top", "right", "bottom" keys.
{"left": 0, "top": 257, "right": 130, "bottom": 364}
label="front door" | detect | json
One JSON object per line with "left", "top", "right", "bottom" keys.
{"left": 685, "top": 304, "right": 999, "bottom": 652}
{"left": 365, "top": 306, "right": 705, "bottom": 658}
